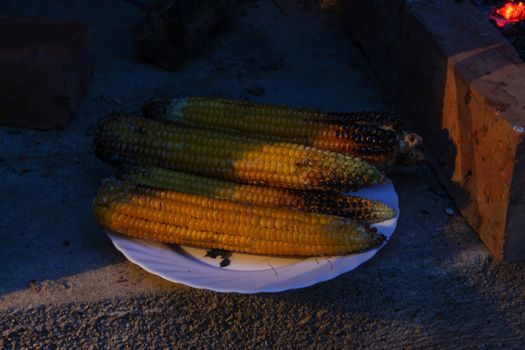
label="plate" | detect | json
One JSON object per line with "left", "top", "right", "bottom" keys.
{"left": 107, "top": 179, "right": 399, "bottom": 293}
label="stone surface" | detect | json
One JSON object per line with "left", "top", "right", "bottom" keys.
{"left": 134, "top": 0, "right": 239, "bottom": 70}
{"left": 0, "top": 0, "right": 524, "bottom": 347}
{"left": 339, "top": 0, "right": 525, "bottom": 261}
{"left": 0, "top": 16, "right": 93, "bottom": 129}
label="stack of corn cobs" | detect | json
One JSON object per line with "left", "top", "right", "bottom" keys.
{"left": 93, "top": 97, "right": 423, "bottom": 257}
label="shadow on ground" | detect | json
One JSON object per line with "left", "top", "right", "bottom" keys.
{"left": 0, "top": 0, "right": 391, "bottom": 294}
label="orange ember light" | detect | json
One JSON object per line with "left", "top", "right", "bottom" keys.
{"left": 496, "top": 1, "right": 525, "bottom": 21}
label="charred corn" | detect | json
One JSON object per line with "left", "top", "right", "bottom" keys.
{"left": 118, "top": 166, "right": 396, "bottom": 223}
{"left": 143, "top": 97, "right": 423, "bottom": 165}
{"left": 94, "top": 114, "right": 384, "bottom": 191}
{"left": 94, "top": 181, "right": 385, "bottom": 256}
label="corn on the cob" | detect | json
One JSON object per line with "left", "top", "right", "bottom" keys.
{"left": 143, "top": 97, "right": 423, "bottom": 165}
{"left": 94, "top": 113, "right": 384, "bottom": 191}
{"left": 94, "top": 181, "right": 385, "bottom": 256}
{"left": 118, "top": 166, "right": 396, "bottom": 223}
{"left": 99, "top": 181, "right": 342, "bottom": 226}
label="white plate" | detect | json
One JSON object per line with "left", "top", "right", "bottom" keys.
{"left": 107, "top": 179, "right": 399, "bottom": 293}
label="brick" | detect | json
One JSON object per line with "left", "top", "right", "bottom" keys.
{"left": 338, "top": 0, "right": 525, "bottom": 261}
{"left": 0, "top": 16, "right": 93, "bottom": 129}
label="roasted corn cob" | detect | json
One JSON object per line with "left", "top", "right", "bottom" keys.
{"left": 94, "top": 181, "right": 385, "bottom": 256}
{"left": 94, "top": 114, "right": 384, "bottom": 191}
{"left": 118, "top": 166, "right": 396, "bottom": 223}
{"left": 143, "top": 97, "right": 423, "bottom": 165}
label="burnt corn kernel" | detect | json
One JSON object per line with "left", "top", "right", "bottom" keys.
{"left": 118, "top": 166, "right": 396, "bottom": 223}
{"left": 93, "top": 180, "right": 386, "bottom": 256}
{"left": 94, "top": 113, "right": 384, "bottom": 191}
{"left": 142, "top": 97, "right": 413, "bottom": 165}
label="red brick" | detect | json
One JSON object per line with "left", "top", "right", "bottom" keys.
{"left": 0, "top": 16, "right": 93, "bottom": 129}
{"left": 339, "top": 0, "right": 525, "bottom": 261}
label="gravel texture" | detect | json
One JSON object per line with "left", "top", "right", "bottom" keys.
{"left": 1, "top": 0, "right": 524, "bottom": 348}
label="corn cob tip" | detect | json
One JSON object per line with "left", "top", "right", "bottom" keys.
{"left": 362, "top": 160, "right": 385, "bottom": 185}
{"left": 143, "top": 98, "right": 187, "bottom": 122}
{"left": 365, "top": 200, "right": 396, "bottom": 222}
{"left": 375, "top": 169, "right": 385, "bottom": 184}
{"left": 382, "top": 204, "right": 396, "bottom": 221}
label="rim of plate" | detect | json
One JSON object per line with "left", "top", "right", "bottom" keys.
{"left": 108, "top": 232, "right": 390, "bottom": 293}
{"left": 105, "top": 179, "right": 399, "bottom": 293}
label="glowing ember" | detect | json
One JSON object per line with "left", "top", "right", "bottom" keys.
{"left": 495, "top": 1, "right": 525, "bottom": 22}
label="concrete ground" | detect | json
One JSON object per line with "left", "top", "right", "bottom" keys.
{"left": 1, "top": 0, "right": 524, "bottom": 348}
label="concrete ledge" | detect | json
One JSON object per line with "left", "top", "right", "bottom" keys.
{"left": 339, "top": 0, "right": 525, "bottom": 261}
